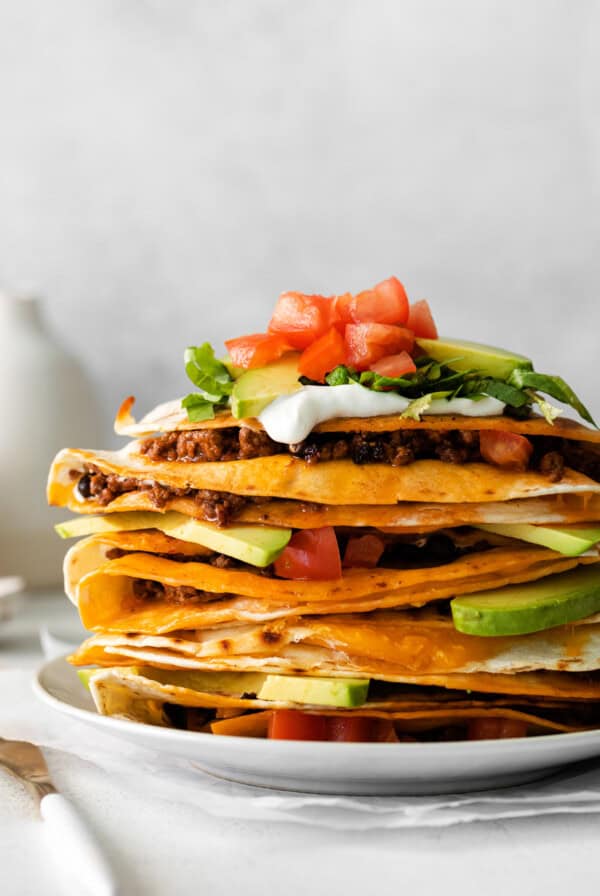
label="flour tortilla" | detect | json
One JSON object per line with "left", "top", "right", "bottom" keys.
{"left": 65, "top": 533, "right": 599, "bottom": 631}
{"left": 69, "top": 610, "right": 600, "bottom": 674}
{"left": 48, "top": 445, "right": 600, "bottom": 509}
{"left": 87, "top": 667, "right": 595, "bottom": 734}
{"left": 51, "top": 485, "right": 600, "bottom": 529}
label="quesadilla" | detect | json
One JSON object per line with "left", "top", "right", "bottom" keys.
{"left": 47, "top": 277, "right": 600, "bottom": 743}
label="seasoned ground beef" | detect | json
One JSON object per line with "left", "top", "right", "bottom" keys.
{"left": 139, "top": 426, "right": 280, "bottom": 463}
{"left": 561, "top": 440, "right": 600, "bottom": 483}
{"left": 71, "top": 435, "right": 599, "bottom": 520}
{"left": 538, "top": 451, "right": 565, "bottom": 483}
{"left": 134, "top": 427, "right": 600, "bottom": 485}
{"left": 76, "top": 464, "right": 249, "bottom": 525}
{"left": 130, "top": 578, "right": 229, "bottom": 606}
{"left": 139, "top": 426, "right": 486, "bottom": 467}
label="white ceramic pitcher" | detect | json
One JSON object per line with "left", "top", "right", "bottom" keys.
{"left": 0, "top": 293, "right": 101, "bottom": 587}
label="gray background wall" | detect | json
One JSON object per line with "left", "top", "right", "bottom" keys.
{"left": 1, "top": 0, "right": 599, "bottom": 439}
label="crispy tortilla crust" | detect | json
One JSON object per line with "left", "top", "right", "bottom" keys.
{"left": 51, "top": 482, "right": 600, "bottom": 528}
{"left": 68, "top": 537, "right": 599, "bottom": 631}
{"left": 238, "top": 495, "right": 600, "bottom": 529}
{"left": 70, "top": 611, "right": 600, "bottom": 674}
{"left": 88, "top": 669, "right": 588, "bottom": 733}
{"left": 75, "top": 651, "right": 600, "bottom": 699}
{"left": 48, "top": 447, "right": 600, "bottom": 507}
{"left": 63, "top": 530, "right": 212, "bottom": 605}
{"left": 115, "top": 397, "right": 600, "bottom": 442}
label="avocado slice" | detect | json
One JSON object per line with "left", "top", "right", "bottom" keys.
{"left": 55, "top": 511, "right": 291, "bottom": 568}
{"left": 451, "top": 565, "right": 600, "bottom": 636}
{"left": 77, "top": 668, "right": 97, "bottom": 691}
{"left": 415, "top": 337, "right": 532, "bottom": 380}
{"left": 476, "top": 523, "right": 600, "bottom": 557}
{"left": 257, "top": 674, "right": 370, "bottom": 707}
{"left": 130, "top": 668, "right": 268, "bottom": 696}
{"left": 231, "top": 353, "right": 302, "bottom": 419}
{"left": 220, "top": 354, "right": 245, "bottom": 380}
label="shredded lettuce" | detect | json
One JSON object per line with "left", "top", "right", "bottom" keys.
{"left": 509, "top": 370, "right": 595, "bottom": 427}
{"left": 526, "top": 390, "right": 563, "bottom": 426}
{"left": 181, "top": 394, "right": 218, "bottom": 422}
{"left": 320, "top": 359, "right": 596, "bottom": 428}
{"left": 182, "top": 341, "right": 596, "bottom": 429}
{"left": 183, "top": 344, "right": 233, "bottom": 420}
{"left": 400, "top": 394, "right": 434, "bottom": 420}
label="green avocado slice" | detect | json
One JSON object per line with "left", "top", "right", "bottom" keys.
{"left": 55, "top": 511, "right": 291, "bottom": 568}
{"left": 77, "top": 668, "right": 96, "bottom": 691}
{"left": 130, "top": 668, "right": 268, "bottom": 696}
{"left": 231, "top": 353, "right": 302, "bottom": 418}
{"left": 77, "top": 667, "right": 268, "bottom": 697}
{"left": 415, "top": 337, "right": 532, "bottom": 380}
{"left": 257, "top": 675, "right": 370, "bottom": 708}
{"left": 476, "top": 523, "right": 600, "bottom": 557}
{"left": 78, "top": 667, "right": 370, "bottom": 708}
{"left": 451, "top": 565, "right": 600, "bottom": 636}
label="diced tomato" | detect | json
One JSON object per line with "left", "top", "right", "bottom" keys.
{"left": 224, "top": 332, "right": 291, "bottom": 370}
{"left": 336, "top": 277, "right": 409, "bottom": 327}
{"left": 479, "top": 430, "right": 533, "bottom": 471}
{"left": 268, "top": 712, "right": 397, "bottom": 742}
{"left": 268, "top": 710, "right": 328, "bottom": 741}
{"left": 345, "top": 323, "right": 415, "bottom": 370}
{"left": 467, "top": 718, "right": 529, "bottom": 740}
{"left": 298, "top": 326, "right": 347, "bottom": 383}
{"left": 372, "top": 277, "right": 409, "bottom": 324}
{"left": 274, "top": 527, "right": 342, "bottom": 580}
{"left": 268, "top": 292, "right": 334, "bottom": 349}
{"left": 370, "top": 351, "right": 416, "bottom": 378}
{"left": 327, "top": 716, "right": 380, "bottom": 742}
{"left": 332, "top": 292, "right": 354, "bottom": 326}
{"left": 342, "top": 534, "right": 385, "bottom": 568}
{"left": 406, "top": 299, "right": 438, "bottom": 339}
{"left": 267, "top": 281, "right": 413, "bottom": 350}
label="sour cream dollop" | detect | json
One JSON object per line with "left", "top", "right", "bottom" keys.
{"left": 258, "top": 383, "right": 505, "bottom": 444}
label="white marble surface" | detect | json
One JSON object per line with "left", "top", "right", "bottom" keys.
{"left": 1, "top": 594, "right": 600, "bottom": 896}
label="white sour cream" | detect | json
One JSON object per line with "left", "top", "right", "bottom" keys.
{"left": 258, "top": 383, "right": 505, "bottom": 444}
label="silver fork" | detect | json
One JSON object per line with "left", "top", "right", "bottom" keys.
{"left": 0, "top": 736, "right": 118, "bottom": 895}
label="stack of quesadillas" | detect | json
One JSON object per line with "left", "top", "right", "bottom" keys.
{"left": 47, "top": 280, "right": 600, "bottom": 742}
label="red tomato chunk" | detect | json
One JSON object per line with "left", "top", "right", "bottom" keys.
{"left": 342, "top": 534, "right": 385, "bottom": 568}
{"left": 406, "top": 299, "right": 438, "bottom": 339}
{"left": 274, "top": 527, "right": 342, "bottom": 580}
{"left": 268, "top": 711, "right": 395, "bottom": 742}
{"left": 479, "top": 430, "right": 533, "bottom": 471}
{"left": 268, "top": 710, "right": 329, "bottom": 741}
{"left": 268, "top": 292, "right": 334, "bottom": 349}
{"left": 224, "top": 333, "right": 291, "bottom": 369}
{"left": 370, "top": 351, "right": 416, "bottom": 378}
{"left": 345, "top": 323, "right": 415, "bottom": 371}
{"left": 298, "top": 326, "right": 347, "bottom": 382}
{"left": 467, "top": 718, "right": 529, "bottom": 740}
{"left": 345, "top": 277, "right": 409, "bottom": 326}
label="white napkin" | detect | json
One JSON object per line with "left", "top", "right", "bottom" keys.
{"left": 2, "top": 665, "right": 600, "bottom": 829}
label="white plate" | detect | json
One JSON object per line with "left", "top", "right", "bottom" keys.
{"left": 34, "top": 656, "right": 600, "bottom": 796}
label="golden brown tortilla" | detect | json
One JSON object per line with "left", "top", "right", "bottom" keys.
{"left": 69, "top": 610, "right": 600, "bottom": 675}
{"left": 66, "top": 534, "right": 598, "bottom": 631}
{"left": 87, "top": 667, "right": 594, "bottom": 734}
{"left": 48, "top": 447, "right": 600, "bottom": 509}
